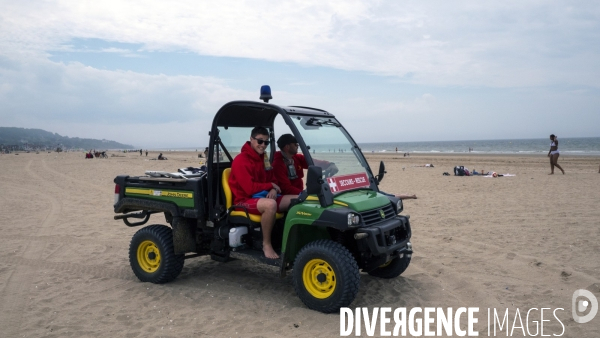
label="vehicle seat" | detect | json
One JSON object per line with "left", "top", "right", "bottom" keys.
{"left": 222, "top": 168, "right": 284, "bottom": 223}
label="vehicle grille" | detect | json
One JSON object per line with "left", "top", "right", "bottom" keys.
{"left": 360, "top": 204, "right": 395, "bottom": 226}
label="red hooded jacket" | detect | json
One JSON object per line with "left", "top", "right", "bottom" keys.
{"left": 229, "top": 141, "right": 276, "bottom": 205}
{"left": 272, "top": 151, "right": 307, "bottom": 195}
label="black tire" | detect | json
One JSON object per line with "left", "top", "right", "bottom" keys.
{"left": 293, "top": 240, "right": 360, "bottom": 313}
{"left": 367, "top": 254, "right": 411, "bottom": 279}
{"left": 129, "top": 224, "right": 184, "bottom": 284}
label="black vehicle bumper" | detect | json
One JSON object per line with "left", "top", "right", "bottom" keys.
{"left": 355, "top": 215, "right": 412, "bottom": 256}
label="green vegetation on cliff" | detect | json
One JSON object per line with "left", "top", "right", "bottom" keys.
{"left": 0, "top": 127, "right": 134, "bottom": 150}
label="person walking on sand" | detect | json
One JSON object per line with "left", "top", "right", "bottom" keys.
{"left": 548, "top": 134, "right": 564, "bottom": 175}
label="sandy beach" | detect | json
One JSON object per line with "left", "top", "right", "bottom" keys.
{"left": 0, "top": 150, "right": 598, "bottom": 337}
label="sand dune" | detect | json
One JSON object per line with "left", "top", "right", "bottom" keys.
{"left": 0, "top": 151, "right": 598, "bottom": 337}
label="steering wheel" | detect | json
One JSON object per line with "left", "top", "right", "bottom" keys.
{"left": 322, "top": 164, "right": 339, "bottom": 178}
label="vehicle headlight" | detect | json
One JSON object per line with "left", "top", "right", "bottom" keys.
{"left": 396, "top": 199, "right": 403, "bottom": 214}
{"left": 347, "top": 213, "right": 361, "bottom": 226}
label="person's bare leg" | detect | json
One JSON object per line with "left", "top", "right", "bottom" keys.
{"left": 257, "top": 198, "right": 278, "bottom": 259}
{"left": 277, "top": 195, "right": 296, "bottom": 212}
{"left": 549, "top": 156, "right": 554, "bottom": 174}
{"left": 552, "top": 154, "right": 564, "bottom": 174}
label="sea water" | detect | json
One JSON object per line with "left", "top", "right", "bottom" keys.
{"left": 356, "top": 137, "right": 600, "bottom": 156}
{"left": 163, "top": 137, "right": 600, "bottom": 156}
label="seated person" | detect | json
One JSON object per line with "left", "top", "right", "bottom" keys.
{"left": 228, "top": 127, "right": 296, "bottom": 259}
{"left": 272, "top": 134, "right": 338, "bottom": 195}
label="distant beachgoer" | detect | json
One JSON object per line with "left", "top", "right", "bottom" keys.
{"left": 140, "top": 149, "right": 142, "bottom": 156}
{"left": 472, "top": 169, "right": 490, "bottom": 176}
{"left": 414, "top": 164, "right": 434, "bottom": 167}
{"left": 145, "top": 150, "right": 148, "bottom": 156}
{"left": 395, "top": 147, "right": 398, "bottom": 153}
{"left": 548, "top": 134, "right": 564, "bottom": 175}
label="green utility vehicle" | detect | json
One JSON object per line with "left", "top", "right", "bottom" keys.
{"left": 113, "top": 86, "right": 413, "bottom": 313}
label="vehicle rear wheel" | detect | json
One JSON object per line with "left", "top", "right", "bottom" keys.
{"left": 129, "top": 224, "right": 184, "bottom": 283}
{"left": 367, "top": 254, "right": 411, "bottom": 279}
{"left": 293, "top": 240, "right": 360, "bottom": 313}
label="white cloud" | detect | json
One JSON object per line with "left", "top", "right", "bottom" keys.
{"left": 1, "top": 0, "right": 599, "bottom": 147}
{"left": 0, "top": 57, "right": 250, "bottom": 146}
{"left": 2, "top": 1, "right": 599, "bottom": 87}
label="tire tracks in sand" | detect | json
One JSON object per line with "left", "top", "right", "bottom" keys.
{"left": 0, "top": 159, "right": 71, "bottom": 335}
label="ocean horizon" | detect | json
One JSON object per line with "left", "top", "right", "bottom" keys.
{"left": 150, "top": 137, "right": 600, "bottom": 156}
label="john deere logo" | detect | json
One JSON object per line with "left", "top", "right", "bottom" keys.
{"left": 379, "top": 209, "right": 385, "bottom": 219}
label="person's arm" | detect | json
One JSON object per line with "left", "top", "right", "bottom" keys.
{"left": 313, "top": 158, "right": 339, "bottom": 175}
{"left": 266, "top": 183, "right": 280, "bottom": 199}
{"left": 265, "top": 165, "right": 281, "bottom": 199}
{"left": 273, "top": 156, "right": 302, "bottom": 195}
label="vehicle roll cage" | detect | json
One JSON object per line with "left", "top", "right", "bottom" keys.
{"left": 205, "top": 101, "right": 379, "bottom": 222}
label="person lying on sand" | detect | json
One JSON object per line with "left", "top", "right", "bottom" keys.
{"left": 395, "top": 194, "right": 417, "bottom": 200}
{"left": 472, "top": 169, "right": 490, "bottom": 175}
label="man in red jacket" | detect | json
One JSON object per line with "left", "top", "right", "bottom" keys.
{"left": 228, "top": 127, "right": 296, "bottom": 259}
{"left": 272, "top": 134, "right": 338, "bottom": 195}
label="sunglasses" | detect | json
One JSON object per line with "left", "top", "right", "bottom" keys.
{"left": 252, "top": 137, "right": 270, "bottom": 146}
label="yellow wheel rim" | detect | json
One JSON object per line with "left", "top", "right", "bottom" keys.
{"left": 137, "top": 240, "right": 161, "bottom": 273}
{"left": 379, "top": 259, "right": 392, "bottom": 268}
{"left": 302, "top": 258, "right": 336, "bottom": 299}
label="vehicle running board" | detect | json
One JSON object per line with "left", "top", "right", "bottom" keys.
{"left": 229, "top": 249, "right": 281, "bottom": 268}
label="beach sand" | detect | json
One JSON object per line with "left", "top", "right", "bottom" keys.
{"left": 0, "top": 151, "right": 598, "bottom": 337}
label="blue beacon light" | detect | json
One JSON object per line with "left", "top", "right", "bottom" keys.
{"left": 260, "top": 85, "right": 272, "bottom": 103}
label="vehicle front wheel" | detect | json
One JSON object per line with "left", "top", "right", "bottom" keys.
{"left": 129, "top": 224, "right": 184, "bottom": 284}
{"left": 367, "top": 254, "right": 411, "bottom": 279}
{"left": 293, "top": 240, "right": 360, "bottom": 313}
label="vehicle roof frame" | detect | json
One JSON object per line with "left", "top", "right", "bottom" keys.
{"left": 206, "top": 100, "right": 378, "bottom": 221}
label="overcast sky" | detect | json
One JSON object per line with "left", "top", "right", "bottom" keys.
{"left": 1, "top": 1, "right": 599, "bottom": 148}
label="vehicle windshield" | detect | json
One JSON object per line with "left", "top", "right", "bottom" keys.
{"left": 288, "top": 114, "right": 372, "bottom": 180}
{"left": 214, "top": 126, "right": 273, "bottom": 163}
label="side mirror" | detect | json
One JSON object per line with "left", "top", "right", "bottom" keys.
{"left": 306, "top": 165, "right": 334, "bottom": 207}
{"left": 306, "top": 166, "right": 323, "bottom": 195}
{"left": 376, "top": 161, "right": 386, "bottom": 183}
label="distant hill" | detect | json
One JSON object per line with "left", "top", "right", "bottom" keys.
{"left": 0, "top": 127, "right": 134, "bottom": 150}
